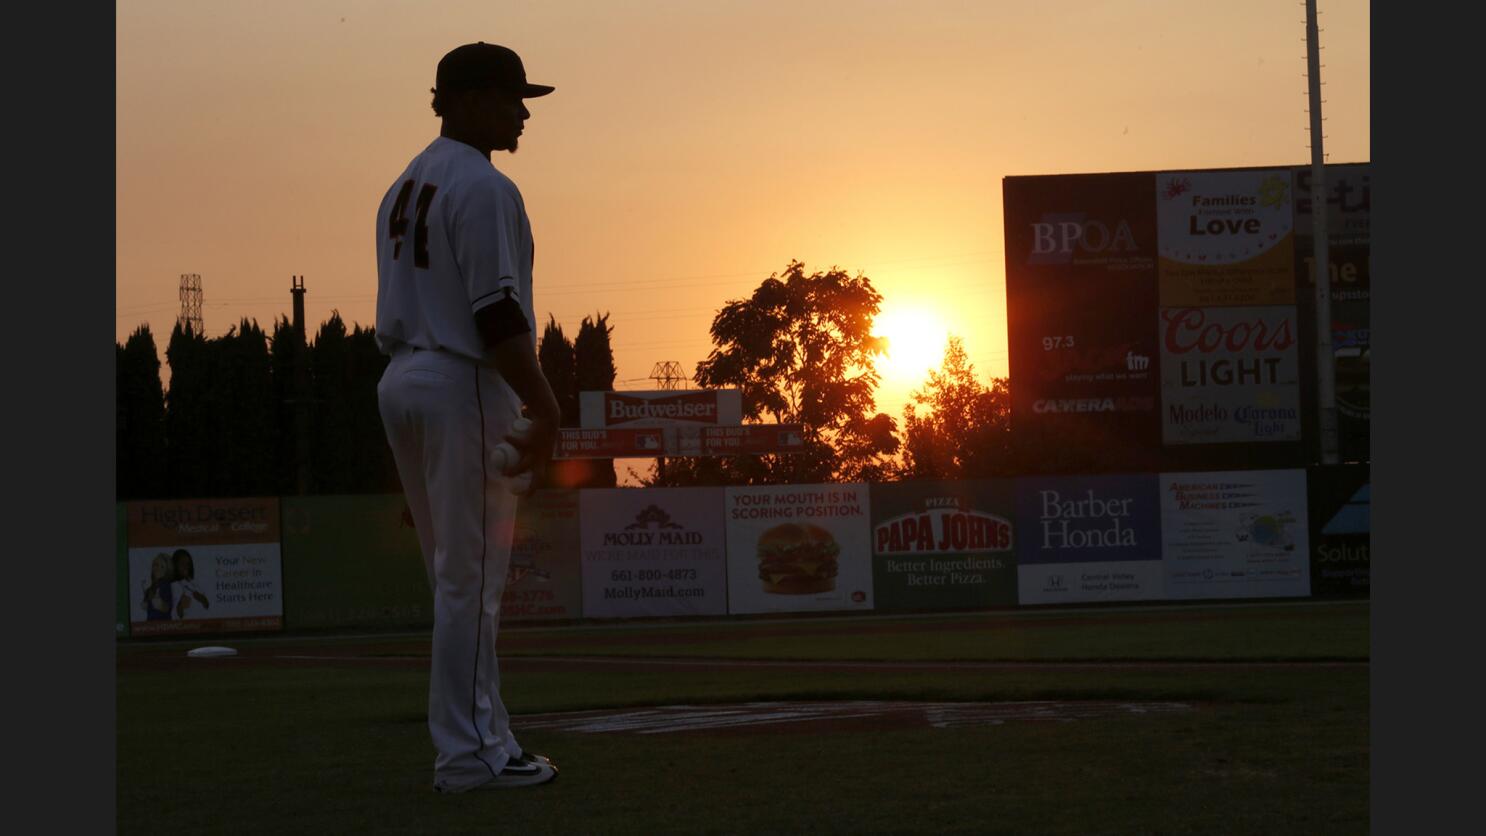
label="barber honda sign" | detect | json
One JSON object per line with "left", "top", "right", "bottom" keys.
{"left": 581, "top": 390, "right": 743, "bottom": 429}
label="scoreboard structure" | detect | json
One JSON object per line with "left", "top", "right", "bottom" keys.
{"left": 1001, "top": 163, "right": 1370, "bottom": 472}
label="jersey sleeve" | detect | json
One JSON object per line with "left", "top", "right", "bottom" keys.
{"left": 449, "top": 179, "right": 525, "bottom": 315}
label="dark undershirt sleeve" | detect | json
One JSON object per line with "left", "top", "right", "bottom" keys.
{"left": 477, "top": 293, "right": 532, "bottom": 344}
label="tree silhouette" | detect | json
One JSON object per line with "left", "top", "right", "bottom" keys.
{"left": 573, "top": 312, "right": 618, "bottom": 488}
{"left": 305, "top": 312, "right": 397, "bottom": 495}
{"left": 648, "top": 260, "right": 897, "bottom": 486}
{"left": 269, "top": 316, "right": 306, "bottom": 494}
{"left": 116, "top": 324, "right": 167, "bottom": 499}
{"left": 537, "top": 315, "right": 578, "bottom": 426}
{"left": 900, "top": 336, "right": 1013, "bottom": 480}
{"left": 207, "top": 319, "right": 277, "bottom": 496}
{"left": 164, "top": 321, "right": 212, "bottom": 498}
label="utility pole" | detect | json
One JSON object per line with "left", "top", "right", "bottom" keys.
{"left": 1306, "top": 0, "right": 1339, "bottom": 464}
{"left": 290, "top": 276, "right": 312, "bottom": 494}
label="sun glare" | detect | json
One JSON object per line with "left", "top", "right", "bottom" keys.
{"left": 873, "top": 306, "right": 948, "bottom": 387}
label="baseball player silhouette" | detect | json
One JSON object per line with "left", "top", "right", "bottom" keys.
{"left": 374, "top": 42, "right": 562, "bottom": 793}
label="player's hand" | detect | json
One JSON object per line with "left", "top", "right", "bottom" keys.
{"left": 507, "top": 415, "right": 557, "bottom": 489}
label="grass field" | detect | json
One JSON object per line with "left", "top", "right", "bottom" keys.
{"left": 117, "top": 600, "right": 1368, "bottom": 835}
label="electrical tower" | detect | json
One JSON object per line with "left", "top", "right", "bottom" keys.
{"left": 178, "top": 273, "right": 203, "bottom": 335}
{"left": 649, "top": 361, "right": 688, "bottom": 390}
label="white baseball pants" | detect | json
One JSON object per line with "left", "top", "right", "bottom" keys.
{"left": 377, "top": 345, "right": 526, "bottom": 791}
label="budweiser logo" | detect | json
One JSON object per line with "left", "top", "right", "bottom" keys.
{"left": 1161, "top": 308, "right": 1295, "bottom": 354}
{"left": 606, "top": 392, "right": 721, "bottom": 426}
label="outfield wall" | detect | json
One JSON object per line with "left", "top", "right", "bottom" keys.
{"left": 116, "top": 464, "right": 1368, "bottom": 636}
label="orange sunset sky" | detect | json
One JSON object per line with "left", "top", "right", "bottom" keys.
{"left": 116, "top": 0, "right": 1370, "bottom": 426}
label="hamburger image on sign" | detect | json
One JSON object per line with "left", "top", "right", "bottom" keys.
{"left": 757, "top": 523, "right": 839, "bottom": 594}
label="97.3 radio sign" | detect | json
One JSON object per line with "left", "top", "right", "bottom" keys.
{"left": 1002, "top": 172, "right": 1160, "bottom": 429}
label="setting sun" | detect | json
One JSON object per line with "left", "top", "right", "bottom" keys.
{"left": 873, "top": 306, "right": 949, "bottom": 388}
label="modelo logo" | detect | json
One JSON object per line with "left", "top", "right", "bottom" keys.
{"left": 1162, "top": 308, "right": 1295, "bottom": 355}
{"left": 875, "top": 506, "right": 1013, "bottom": 555}
{"left": 606, "top": 393, "right": 721, "bottom": 426}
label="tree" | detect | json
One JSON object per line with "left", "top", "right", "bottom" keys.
{"left": 207, "top": 319, "right": 278, "bottom": 496}
{"left": 648, "top": 260, "right": 898, "bottom": 486}
{"left": 900, "top": 336, "right": 1013, "bottom": 480}
{"left": 573, "top": 312, "right": 618, "bottom": 487}
{"left": 270, "top": 316, "right": 306, "bottom": 495}
{"left": 164, "top": 321, "right": 212, "bottom": 498}
{"left": 116, "top": 324, "right": 167, "bottom": 499}
{"left": 537, "top": 315, "right": 578, "bottom": 426}
{"left": 303, "top": 311, "right": 396, "bottom": 495}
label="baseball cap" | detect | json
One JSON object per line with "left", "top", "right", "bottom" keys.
{"left": 435, "top": 42, "right": 555, "bottom": 98}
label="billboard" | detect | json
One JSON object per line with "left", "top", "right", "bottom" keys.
{"left": 1159, "top": 305, "right": 1303, "bottom": 445}
{"left": 279, "top": 494, "right": 429, "bottom": 630}
{"left": 1003, "top": 173, "right": 1160, "bottom": 450}
{"left": 127, "top": 498, "right": 284, "bottom": 636}
{"left": 506, "top": 490, "right": 583, "bottom": 621}
{"left": 580, "top": 487, "right": 729, "bottom": 618}
{"left": 580, "top": 389, "right": 742, "bottom": 429}
{"left": 1015, "top": 475, "right": 1164, "bottom": 604}
{"left": 724, "top": 484, "right": 874, "bottom": 614}
{"left": 870, "top": 480, "right": 1018, "bottom": 611}
{"left": 1306, "top": 464, "right": 1370, "bottom": 597}
{"left": 1160, "top": 470, "right": 1311, "bottom": 599}
{"left": 1295, "top": 163, "right": 1371, "bottom": 462}
{"left": 1156, "top": 169, "right": 1296, "bottom": 308}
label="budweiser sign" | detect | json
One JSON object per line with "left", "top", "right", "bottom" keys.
{"left": 580, "top": 390, "right": 743, "bottom": 429}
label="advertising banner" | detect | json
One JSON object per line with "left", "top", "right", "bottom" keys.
{"left": 279, "top": 494, "right": 428, "bottom": 630}
{"left": 580, "top": 487, "right": 728, "bottom": 619}
{"left": 870, "top": 480, "right": 1017, "bottom": 611}
{"left": 506, "top": 491, "right": 584, "bottom": 621}
{"left": 1160, "top": 305, "right": 1302, "bottom": 445}
{"left": 580, "top": 389, "right": 743, "bottom": 429}
{"left": 1294, "top": 163, "right": 1371, "bottom": 249}
{"left": 1157, "top": 169, "right": 1296, "bottom": 308}
{"left": 724, "top": 483, "right": 874, "bottom": 614}
{"left": 127, "top": 498, "right": 283, "bottom": 636}
{"left": 1295, "top": 163, "right": 1371, "bottom": 462}
{"left": 1160, "top": 470, "right": 1311, "bottom": 599}
{"left": 1003, "top": 173, "right": 1160, "bottom": 430}
{"left": 117, "top": 503, "right": 129, "bottom": 638}
{"left": 1015, "top": 474, "right": 1164, "bottom": 604}
{"left": 1306, "top": 465, "right": 1370, "bottom": 597}
{"left": 556, "top": 427, "right": 665, "bottom": 459}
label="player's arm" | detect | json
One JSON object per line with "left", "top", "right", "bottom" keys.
{"left": 476, "top": 299, "right": 560, "bottom": 478}
{"left": 455, "top": 181, "right": 561, "bottom": 478}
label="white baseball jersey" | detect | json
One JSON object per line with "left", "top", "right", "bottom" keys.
{"left": 374, "top": 135, "right": 540, "bottom": 791}
{"left": 375, "top": 136, "right": 537, "bottom": 362}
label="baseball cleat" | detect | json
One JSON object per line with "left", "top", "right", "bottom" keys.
{"left": 434, "top": 758, "right": 557, "bottom": 793}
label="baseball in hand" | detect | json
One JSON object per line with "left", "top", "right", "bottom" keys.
{"left": 492, "top": 418, "right": 534, "bottom": 476}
